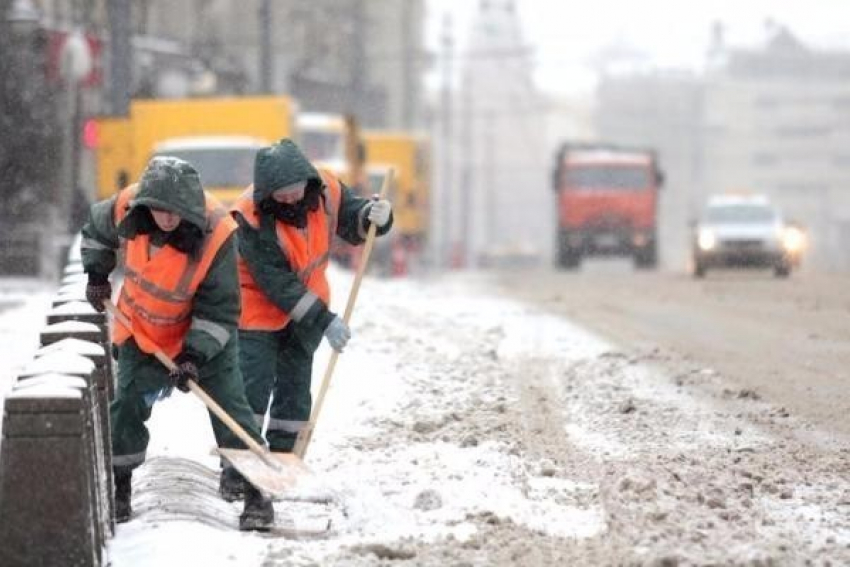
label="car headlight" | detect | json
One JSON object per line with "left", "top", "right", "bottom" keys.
{"left": 697, "top": 228, "right": 716, "bottom": 251}
{"left": 782, "top": 226, "right": 805, "bottom": 253}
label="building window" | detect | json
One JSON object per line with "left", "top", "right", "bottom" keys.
{"left": 833, "top": 97, "right": 850, "bottom": 109}
{"left": 752, "top": 153, "right": 777, "bottom": 166}
{"left": 773, "top": 183, "right": 827, "bottom": 194}
{"left": 755, "top": 96, "right": 778, "bottom": 108}
{"left": 774, "top": 125, "right": 831, "bottom": 137}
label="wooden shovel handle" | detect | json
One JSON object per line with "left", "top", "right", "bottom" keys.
{"left": 103, "top": 299, "right": 278, "bottom": 469}
{"left": 293, "top": 168, "right": 394, "bottom": 459}
{"left": 183, "top": 381, "right": 272, "bottom": 464}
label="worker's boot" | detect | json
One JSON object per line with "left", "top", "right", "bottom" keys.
{"left": 218, "top": 465, "right": 246, "bottom": 502}
{"left": 239, "top": 484, "right": 274, "bottom": 531}
{"left": 113, "top": 466, "right": 133, "bottom": 523}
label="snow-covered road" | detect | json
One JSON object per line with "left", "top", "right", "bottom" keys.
{"left": 1, "top": 268, "right": 848, "bottom": 565}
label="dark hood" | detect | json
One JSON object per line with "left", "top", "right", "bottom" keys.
{"left": 253, "top": 139, "right": 321, "bottom": 205}
{"left": 128, "top": 156, "right": 207, "bottom": 231}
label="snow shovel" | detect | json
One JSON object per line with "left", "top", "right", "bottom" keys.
{"left": 103, "top": 299, "right": 310, "bottom": 497}
{"left": 292, "top": 167, "right": 394, "bottom": 459}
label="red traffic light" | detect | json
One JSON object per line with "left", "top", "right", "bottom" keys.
{"left": 82, "top": 118, "right": 98, "bottom": 149}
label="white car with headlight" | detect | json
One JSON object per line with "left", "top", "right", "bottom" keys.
{"left": 692, "top": 195, "right": 804, "bottom": 278}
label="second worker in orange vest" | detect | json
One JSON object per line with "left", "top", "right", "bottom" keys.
{"left": 226, "top": 139, "right": 393, "bottom": 498}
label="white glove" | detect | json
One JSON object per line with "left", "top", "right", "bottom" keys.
{"left": 324, "top": 316, "right": 351, "bottom": 352}
{"left": 367, "top": 199, "right": 392, "bottom": 228}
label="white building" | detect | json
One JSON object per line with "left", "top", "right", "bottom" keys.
{"left": 702, "top": 27, "right": 850, "bottom": 270}
{"left": 596, "top": 25, "right": 850, "bottom": 271}
{"left": 451, "top": 0, "right": 549, "bottom": 267}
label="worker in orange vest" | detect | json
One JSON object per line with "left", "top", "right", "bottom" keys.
{"left": 80, "top": 157, "right": 274, "bottom": 531}
{"left": 226, "top": 139, "right": 392, "bottom": 498}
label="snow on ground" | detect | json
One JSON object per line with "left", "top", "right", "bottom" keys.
{"left": 102, "top": 266, "right": 613, "bottom": 566}
{"left": 1, "top": 266, "right": 849, "bottom": 565}
{"left": 0, "top": 279, "right": 55, "bottom": 438}
{"left": 0, "top": 267, "right": 612, "bottom": 564}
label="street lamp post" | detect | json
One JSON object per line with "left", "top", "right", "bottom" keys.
{"left": 59, "top": 29, "right": 93, "bottom": 205}
{"left": 434, "top": 14, "right": 453, "bottom": 269}
{"left": 53, "top": 29, "right": 93, "bottom": 277}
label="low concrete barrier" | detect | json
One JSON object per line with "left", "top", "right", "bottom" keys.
{"left": 0, "top": 237, "right": 118, "bottom": 564}
{"left": 46, "top": 301, "right": 111, "bottom": 380}
{"left": 40, "top": 320, "right": 102, "bottom": 347}
{"left": 19, "top": 354, "right": 111, "bottom": 540}
{"left": 36, "top": 340, "right": 114, "bottom": 529}
{"left": 61, "top": 272, "right": 88, "bottom": 286}
{"left": 63, "top": 262, "right": 85, "bottom": 276}
{"left": 0, "top": 377, "right": 102, "bottom": 566}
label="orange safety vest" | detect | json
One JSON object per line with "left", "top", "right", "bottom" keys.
{"left": 231, "top": 171, "right": 342, "bottom": 331}
{"left": 111, "top": 185, "right": 237, "bottom": 358}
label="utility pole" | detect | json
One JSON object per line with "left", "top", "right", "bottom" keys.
{"left": 435, "top": 13, "right": 453, "bottom": 269}
{"left": 484, "top": 108, "right": 495, "bottom": 260}
{"left": 350, "top": 0, "right": 367, "bottom": 118}
{"left": 460, "top": 73, "right": 474, "bottom": 269}
{"left": 400, "top": 1, "right": 415, "bottom": 128}
{"left": 106, "top": 0, "right": 131, "bottom": 116}
{"left": 258, "top": 0, "right": 272, "bottom": 93}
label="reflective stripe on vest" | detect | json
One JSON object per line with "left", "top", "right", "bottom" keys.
{"left": 111, "top": 186, "right": 237, "bottom": 358}
{"left": 232, "top": 170, "right": 342, "bottom": 331}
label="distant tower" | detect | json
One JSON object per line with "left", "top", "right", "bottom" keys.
{"left": 455, "top": 0, "right": 550, "bottom": 266}
{"left": 707, "top": 20, "right": 727, "bottom": 69}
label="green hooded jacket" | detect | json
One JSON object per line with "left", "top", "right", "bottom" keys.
{"left": 232, "top": 139, "right": 393, "bottom": 342}
{"left": 80, "top": 157, "right": 240, "bottom": 366}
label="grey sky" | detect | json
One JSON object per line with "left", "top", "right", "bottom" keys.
{"left": 426, "top": 0, "right": 850, "bottom": 95}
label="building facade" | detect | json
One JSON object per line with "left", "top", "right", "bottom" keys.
{"left": 596, "top": 26, "right": 850, "bottom": 271}
{"left": 36, "top": 0, "right": 426, "bottom": 129}
{"left": 702, "top": 28, "right": 850, "bottom": 270}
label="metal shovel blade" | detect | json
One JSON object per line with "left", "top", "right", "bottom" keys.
{"left": 217, "top": 448, "right": 311, "bottom": 498}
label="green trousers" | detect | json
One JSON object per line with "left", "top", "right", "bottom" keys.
{"left": 238, "top": 326, "right": 318, "bottom": 452}
{"left": 110, "top": 338, "right": 264, "bottom": 469}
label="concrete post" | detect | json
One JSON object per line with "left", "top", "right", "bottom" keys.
{"left": 36, "top": 338, "right": 113, "bottom": 528}
{"left": 64, "top": 262, "right": 85, "bottom": 276}
{"left": 18, "top": 359, "right": 110, "bottom": 542}
{"left": 0, "top": 379, "right": 102, "bottom": 566}
{"left": 40, "top": 320, "right": 102, "bottom": 347}
{"left": 46, "top": 301, "right": 109, "bottom": 359}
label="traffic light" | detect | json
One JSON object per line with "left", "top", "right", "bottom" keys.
{"left": 82, "top": 118, "right": 98, "bottom": 149}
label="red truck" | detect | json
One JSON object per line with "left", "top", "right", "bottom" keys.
{"left": 552, "top": 143, "right": 664, "bottom": 269}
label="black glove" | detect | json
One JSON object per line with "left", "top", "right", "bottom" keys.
{"left": 170, "top": 352, "right": 201, "bottom": 393}
{"left": 85, "top": 273, "right": 111, "bottom": 312}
